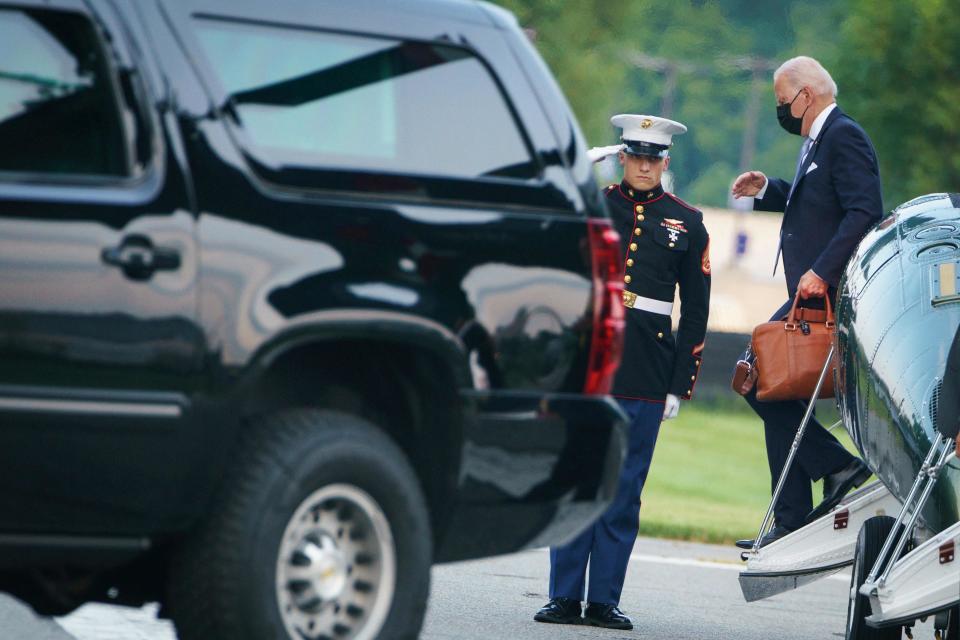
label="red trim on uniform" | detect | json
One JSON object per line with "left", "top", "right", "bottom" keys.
{"left": 684, "top": 342, "right": 706, "bottom": 400}
{"left": 667, "top": 192, "right": 699, "bottom": 213}
{"left": 612, "top": 394, "right": 666, "bottom": 404}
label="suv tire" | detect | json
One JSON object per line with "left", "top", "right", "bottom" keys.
{"left": 846, "top": 516, "right": 902, "bottom": 640}
{"left": 168, "top": 409, "right": 431, "bottom": 640}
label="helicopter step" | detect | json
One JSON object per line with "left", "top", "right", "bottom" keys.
{"left": 739, "top": 480, "right": 903, "bottom": 603}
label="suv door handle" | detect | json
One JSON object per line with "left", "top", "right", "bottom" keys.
{"left": 101, "top": 234, "right": 181, "bottom": 281}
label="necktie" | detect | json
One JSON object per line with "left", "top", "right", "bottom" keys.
{"left": 774, "top": 137, "right": 814, "bottom": 275}
{"left": 787, "top": 137, "right": 813, "bottom": 202}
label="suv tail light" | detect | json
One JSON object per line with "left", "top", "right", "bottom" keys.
{"left": 584, "top": 220, "right": 625, "bottom": 395}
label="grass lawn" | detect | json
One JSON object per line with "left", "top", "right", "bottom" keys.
{"left": 638, "top": 400, "right": 860, "bottom": 544}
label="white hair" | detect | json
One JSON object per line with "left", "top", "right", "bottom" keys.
{"left": 774, "top": 56, "right": 838, "bottom": 98}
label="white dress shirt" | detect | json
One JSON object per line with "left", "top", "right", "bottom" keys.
{"left": 756, "top": 102, "right": 837, "bottom": 200}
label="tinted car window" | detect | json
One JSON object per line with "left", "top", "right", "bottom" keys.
{"left": 193, "top": 19, "right": 537, "bottom": 180}
{"left": 0, "top": 8, "right": 129, "bottom": 177}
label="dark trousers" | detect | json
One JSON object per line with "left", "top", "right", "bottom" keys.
{"left": 743, "top": 296, "right": 855, "bottom": 530}
{"left": 548, "top": 398, "right": 662, "bottom": 606}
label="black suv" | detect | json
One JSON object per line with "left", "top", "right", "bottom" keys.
{"left": 0, "top": 1, "right": 627, "bottom": 638}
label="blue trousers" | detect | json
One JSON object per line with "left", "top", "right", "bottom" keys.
{"left": 548, "top": 398, "right": 662, "bottom": 606}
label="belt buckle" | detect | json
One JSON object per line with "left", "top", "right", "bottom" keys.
{"left": 622, "top": 290, "right": 637, "bottom": 308}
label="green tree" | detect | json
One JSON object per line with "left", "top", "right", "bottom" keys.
{"left": 836, "top": 0, "right": 960, "bottom": 208}
{"left": 613, "top": 2, "right": 749, "bottom": 194}
{"left": 491, "top": 0, "right": 850, "bottom": 207}
{"left": 493, "top": 0, "right": 636, "bottom": 144}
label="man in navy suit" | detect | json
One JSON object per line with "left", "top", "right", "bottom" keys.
{"left": 730, "top": 56, "right": 883, "bottom": 548}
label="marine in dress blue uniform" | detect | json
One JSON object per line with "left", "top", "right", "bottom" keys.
{"left": 535, "top": 115, "right": 711, "bottom": 630}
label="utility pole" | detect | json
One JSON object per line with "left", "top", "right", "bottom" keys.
{"left": 725, "top": 56, "right": 778, "bottom": 266}
{"left": 726, "top": 56, "right": 778, "bottom": 174}
{"left": 626, "top": 52, "right": 776, "bottom": 170}
{"left": 625, "top": 52, "right": 701, "bottom": 120}
{"left": 625, "top": 52, "right": 777, "bottom": 267}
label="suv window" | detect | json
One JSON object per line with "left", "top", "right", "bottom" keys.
{"left": 0, "top": 7, "right": 131, "bottom": 177}
{"left": 193, "top": 19, "right": 537, "bottom": 181}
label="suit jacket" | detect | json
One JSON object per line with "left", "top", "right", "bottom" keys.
{"left": 755, "top": 107, "right": 883, "bottom": 296}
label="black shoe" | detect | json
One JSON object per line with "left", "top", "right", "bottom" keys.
{"left": 583, "top": 603, "right": 632, "bottom": 630}
{"left": 735, "top": 523, "right": 795, "bottom": 550}
{"left": 807, "top": 458, "right": 872, "bottom": 522}
{"left": 534, "top": 597, "right": 582, "bottom": 625}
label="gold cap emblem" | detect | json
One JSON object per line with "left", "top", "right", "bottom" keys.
{"left": 641, "top": 118, "right": 653, "bottom": 129}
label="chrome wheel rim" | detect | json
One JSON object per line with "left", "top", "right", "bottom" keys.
{"left": 276, "top": 484, "right": 396, "bottom": 640}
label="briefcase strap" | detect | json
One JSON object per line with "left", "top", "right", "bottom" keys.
{"left": 785, "top": 291, "right": 834, "bottom": 330}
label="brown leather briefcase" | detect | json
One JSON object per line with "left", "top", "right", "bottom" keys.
{"left": 752, "top": 293, "right": 836, "bottom": 402}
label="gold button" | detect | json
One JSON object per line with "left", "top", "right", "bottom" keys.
{"left": 626, "top": 258, "right": 634, "bottom": 267}
{"left": 635, "top": 205, "right": 644, "bottom": 213}
{"left": 691, "top": 375, "right": 696, "bottom": 381}
{"left": 629, "top": 242, "right": 638, "bottom": 251}
{"left": 635, "top": 228, "right": 642, "bottom": 236}
{"left": 687, "top": 389, "right": 692, "bottom": 395}
{"left": 657, "top": 332, "right": 664, "bottom": 339}
{"left": 638, "top": 214, "right": 645, "bottom": 221}
{"left": 624, "top": 275, "right": 632, "bottom": 284}
{"left": 669, "top": 242, "right": 675, "bottom": 247}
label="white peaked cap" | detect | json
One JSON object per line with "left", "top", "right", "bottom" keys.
{"left": 610, "top": 114, "right": 687, "bottom": 147}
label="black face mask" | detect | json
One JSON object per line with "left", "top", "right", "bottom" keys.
{"left": 776, "top": 88, "right": 809, "bottom": 135}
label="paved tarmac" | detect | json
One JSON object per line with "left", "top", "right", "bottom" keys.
{"left": 0, "top": 536, "right": 940, "bottom": 639}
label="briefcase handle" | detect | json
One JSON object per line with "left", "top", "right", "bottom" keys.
{"left": 784, "top": 292, "right": 834, "bottom": 331}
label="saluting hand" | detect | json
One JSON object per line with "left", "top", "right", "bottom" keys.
{"left": 731, "top": 171, "right": 766, "bottom": 198}
{"left": 797, "top": 269, "right": 827, "bottom": 299}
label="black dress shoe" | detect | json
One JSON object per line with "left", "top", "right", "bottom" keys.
{"left": 583, "top": 603, "right": 632, "bottom": 630}
{"left": 534, "top": 597, "right": 582, "bottom": 624}
{"left": 807, "top": 458, "right": 871, "bottom": 522}
{"left": 735, "top": 523, "right": 795, "bottom": 550}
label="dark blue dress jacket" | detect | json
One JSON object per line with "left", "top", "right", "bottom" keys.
{"left": 755, "top": 107, "right": 883, "bottom": 296}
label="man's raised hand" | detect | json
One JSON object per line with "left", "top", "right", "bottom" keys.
{"left": 731, "top": 171, "right": 767, "bottom": 198}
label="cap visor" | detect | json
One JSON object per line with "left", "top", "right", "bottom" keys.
{"left": 622, "top": 140, "right": 670, "bottom": 158}
{"left": 623, "top": 147, "right": 669, "bottom": 159}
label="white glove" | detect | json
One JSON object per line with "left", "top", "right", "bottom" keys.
{"left": 662, "top": 393, "right": 680, "bottom": 421}
{"left": 586, "top": 144, "right": 624, "bottom": 163}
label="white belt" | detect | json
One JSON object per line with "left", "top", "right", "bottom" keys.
{"left": 622, "top": 290, "right": 674, "bottom": 315}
